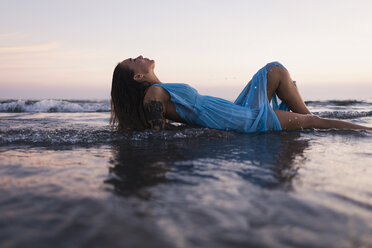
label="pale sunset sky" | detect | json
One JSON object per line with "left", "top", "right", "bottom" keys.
{"left": 0, "top": 0, "right": 371, "bottom": 100}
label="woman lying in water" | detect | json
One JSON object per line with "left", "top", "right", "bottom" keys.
{"left": 110, "top": 55, "right": 372, "bottom": 132}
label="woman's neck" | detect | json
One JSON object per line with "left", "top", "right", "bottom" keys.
{"left": 147, "top": 72, "right": 162, "bottom": 85}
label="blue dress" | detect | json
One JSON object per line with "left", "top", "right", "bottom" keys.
{"left": 156, "top": 62, "right": 292, "bottom": 133}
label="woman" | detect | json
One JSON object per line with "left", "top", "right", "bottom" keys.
{"left": 111, "top": 55, "right": 372, "bottom": 132}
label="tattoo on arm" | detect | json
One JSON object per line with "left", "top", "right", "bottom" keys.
{"left": 144, "top": 100, "right": 165, "bottom": 130}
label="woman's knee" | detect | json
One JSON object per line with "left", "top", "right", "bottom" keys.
{"left": 267, "top": 66, "right": 282, "bottom": 87}
{"left": 267, "top": 66, "right": 288, "bottom": 90}
{"left": 268, "top": 66, "right": 289, "bottom": 82}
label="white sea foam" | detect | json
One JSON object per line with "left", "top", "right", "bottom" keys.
{"left": 0, "top": 99, "right": 110, "bottom": 113}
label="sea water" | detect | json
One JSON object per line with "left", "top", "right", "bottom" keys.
{"left": 0, "top": 99, "right": 372, "bottom": 248}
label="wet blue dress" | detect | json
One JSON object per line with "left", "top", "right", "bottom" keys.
{"left": 156, "top": 62, "right": 292, "bottom": 133}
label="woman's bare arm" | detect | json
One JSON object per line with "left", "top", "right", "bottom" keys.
{"left": 143, "top": 86, "right": 169, "bottom": 130}
{"left": 143, "top": 100, "right": 166, "bottom": 130}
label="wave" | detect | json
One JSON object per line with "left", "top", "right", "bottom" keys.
{"left": 306, "top": 100, "right": 372, "bottom": 107}
{"left": 314, "top": 110, "right": 372, "bottom": 119}
{"left": 0, "top": 99, "right": 110, "bottom": 113}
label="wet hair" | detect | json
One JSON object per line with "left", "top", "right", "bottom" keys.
{"left": 110, "top": 64, "right": 151, "bottom": 130}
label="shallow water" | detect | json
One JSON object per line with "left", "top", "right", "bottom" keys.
{"left": 0, "top": 99, "right": 372, "bottom": 247}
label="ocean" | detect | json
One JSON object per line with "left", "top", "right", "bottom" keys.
{"left": 1, "top": 98, "right": 372, "bottom": 248}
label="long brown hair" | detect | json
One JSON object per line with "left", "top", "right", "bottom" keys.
{"left": 110, "top": 64, "right": 151, "bottom": 130}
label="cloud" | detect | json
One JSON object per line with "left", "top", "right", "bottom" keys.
{"left": 0, "top": 42, "right": 60, "bottom": 54}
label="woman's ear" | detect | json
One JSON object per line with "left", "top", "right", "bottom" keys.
{"left": 133, "top": 73, "right": 144, "bottom": 81}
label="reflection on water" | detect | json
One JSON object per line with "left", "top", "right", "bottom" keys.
{"left": 106, "top": 130, "right": 310, "bottom": 198}
{"left": 105, "top": 142, "right": 174, "bottom": 199}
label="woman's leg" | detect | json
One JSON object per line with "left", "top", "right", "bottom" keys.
{"left": 274, "top": 109, "right": 372, "bottom": 131}
{"left": 267, "top": 66, "right": 311, "bottom": 115}
{"left": 267, "top": 65, "right": 372, "bottom": 131}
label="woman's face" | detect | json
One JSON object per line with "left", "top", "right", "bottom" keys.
{"left": 120, "top": 55, "right": 155, "bottom": 75}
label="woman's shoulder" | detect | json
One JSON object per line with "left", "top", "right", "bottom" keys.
{"left": 150, "top": 83, "right": 194, "bottom": 92}
{"left": 147, "top": 83, "right": 198, "bottom": 101}
{"left": 144, "top": 84, "right": 170, "bottom": 102}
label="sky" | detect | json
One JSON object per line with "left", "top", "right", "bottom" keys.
{"left": 0, "top": 0, "right": 372, "bottom": 100}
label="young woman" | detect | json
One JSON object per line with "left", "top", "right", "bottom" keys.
{"left": 110, "top": 55, "right": 372, "bottom": 132}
